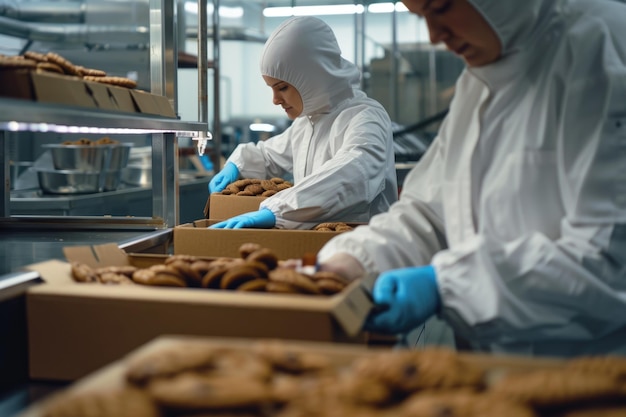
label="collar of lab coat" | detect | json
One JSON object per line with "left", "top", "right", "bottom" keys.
{"left": 259, "top": 16, "right": 361, "bottom": 117}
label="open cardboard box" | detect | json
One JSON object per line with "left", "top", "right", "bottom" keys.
{"left": 175, "top": 219, "right": 363, "bottom": 259}
{"left": 0, "top": 69, "right": 176, "bottom": 117}
{"left": 16, "top": 335, "right": 567, "bottom": 417}
{"left": 25, "top": 244, "right": 372, "bottom": 381}
{"left": 205, "top": 193, "right": 267, "bottom": 219}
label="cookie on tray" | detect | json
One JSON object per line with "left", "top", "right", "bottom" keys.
{"left": 401, "top": 391, "right": 537, "bottom": 417}
{"left": 41, "top": 387, "right": 159, "bottom": 417}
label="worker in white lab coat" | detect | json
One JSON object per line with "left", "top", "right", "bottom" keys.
{"left": 318, "top": 0, "right": 626, "bottom": 357}
{"left": 209, "top": 16, "right": 398, "bottom": 230}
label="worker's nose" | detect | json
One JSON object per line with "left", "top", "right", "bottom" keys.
{"left": 427, "top": 18, "right": 449, "bottom": 45}
{"left": 273, "top": 92, "right": 283, "bottom": 106}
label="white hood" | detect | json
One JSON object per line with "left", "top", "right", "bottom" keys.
{"left": 259, "top": 16, "right": 361, "bottom": 116}
{"left": 467, "top": 0, "right": 562, "bottom": 56}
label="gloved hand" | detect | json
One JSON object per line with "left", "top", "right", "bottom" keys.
{"left": 208, "top": 162, "right": 239, "bottom": 193}
{"left": 365, "top": 265, "right": 440, "bottom": 334}
{"left": 209, "top": 208, "right": 276, "bottom": 229}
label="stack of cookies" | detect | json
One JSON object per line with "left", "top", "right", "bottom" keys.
{"left": 312, "top": 222, "right": 354, "bottom": 232}
{"left": 70, "top": 243, "right": 350, "bottom": 295}
{"left": 38, "top": 340, "right": 626, "bottom": 417}
{"left": 0, "top": 51, "right": 137, "bottom": 89}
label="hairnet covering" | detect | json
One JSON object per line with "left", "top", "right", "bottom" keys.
{"left": 259, "top": 16, "right": 361, "bottom": 116}
{"left": 467, "top": 0, "right": 561, "bottom": 56}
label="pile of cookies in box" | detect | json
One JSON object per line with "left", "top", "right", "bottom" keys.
{"left": 0, "top": 51, "right": 137, "bottom": 88}
{"left": 39, "top": 340, "right": 626, "bottom": 417}
{"left": 70, "top": 243, "right": 349, "bottom": 295}
{"left": 217, "top": 177, "right": 293, "bottom": 198}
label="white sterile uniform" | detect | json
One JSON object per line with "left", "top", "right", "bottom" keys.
{"left": 319, "top": 0, "right": 626, "bottom": 357}
{"left": 225, "top": 16, "right": 398, "bottom": 230}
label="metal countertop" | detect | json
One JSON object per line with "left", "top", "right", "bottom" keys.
{"left": 0, "top": 228, "right": 172, "bottom": 276}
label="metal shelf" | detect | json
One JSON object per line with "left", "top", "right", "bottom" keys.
{"left": 0, "top": 98, "right": 207, "bottom": 135}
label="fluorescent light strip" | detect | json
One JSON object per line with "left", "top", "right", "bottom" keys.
{"left": 2, "top": 121, "right": 200, "bottom": 137}
{"left": 184, "top": 3, "right": 244, "bottom": 19}
{"left": 263, "top": 2, "right": 407, "bottom": 17}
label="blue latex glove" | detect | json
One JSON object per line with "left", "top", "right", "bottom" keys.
{"left": 365, "top": 265, "right": 440, "bottom": 334}
{"left": 210, "top": 209, "right": 276, "bottom": 229}
{"left": 208, "top": 162, "right": 239, "bottom": 193}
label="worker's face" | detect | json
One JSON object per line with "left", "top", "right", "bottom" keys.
{"left": 402, "top": 0, "right": 501, "bottom": 67}
{"left": 263, "top": 75, "right": 304, "bottom": 120}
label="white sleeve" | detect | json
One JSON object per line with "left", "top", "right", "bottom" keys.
{"left": 226, "top": 128, "right": 295, "bottom": 180}
{"left": 261, "top": 106, "right": 395, "bottom": 228}
{"left": 317, "top": 135, "right": 448, "bottom": 273}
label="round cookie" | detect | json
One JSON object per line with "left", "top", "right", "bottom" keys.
{"left": 45, "top": 52, "right": 82, "bottom": 76}
{"left": 98, "top": 272, "right": 134, "bottom": 285}
{"left": 239, "top": 242, "right": 262, "bottom": 258}
{"left": 70, "top": 262, "right": 98, "bottom": 283}
{"left": 220, "top": 265, "right": 261, "bottom": 290}
{"left": 132, "top": 265, "right": 186, "bottom": 287}
{"left": 246, "top": 248, "right": 279, "bottom": 270}
{"left": 268, "top": 268, "right": 321, "bottom": 295}
{"left": 236, "top": 278, "right": 268, "bottom": 292}
{"left": 125, "top": 343, "right": 217, "bottom": 386}
{"left": 352, "top": 347, "right": 485, "bottom": 393}
{"left": 83, "top": 75, "right": 137, "bottom": 89}
{"left": 147, "top": 374, "right": 272, "bottom": 410}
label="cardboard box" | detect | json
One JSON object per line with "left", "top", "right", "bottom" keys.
{"left": 174, "top": 219, "right": 354, "bottom": 259}
{"left": 16, "top": 335, "right": 566, "bottom": 417}
{"left": 206, "top": 193, "right": 267, "bottom": 219}
{"left": 0, "top": 69, "right": 176, "bottom": 117}
{"left": 25, "top": 244, "right": 372, "bottom": 381}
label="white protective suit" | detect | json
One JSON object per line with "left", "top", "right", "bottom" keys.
{"left": 319, "top": 0, "right": 626, "bottom": 357}
{"left": 225, "top": 16, "right": 398, "bottom": 230}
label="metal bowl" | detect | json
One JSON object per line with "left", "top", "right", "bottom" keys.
{"left": 108, "top": 143, "right": 133, "bottom": 171}
{"left": 42, "top": 143, "right": 133, "bottom": 171}
{"left": 36, "top": 168, "right": 122, "bottom": 194}
{"left": 121, "top": 165, "right": 151, "bottom": 187}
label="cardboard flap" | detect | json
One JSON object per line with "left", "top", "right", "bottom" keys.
{"left": 108, "top": 87, "right": 137, "bottom": 112}
{"left": 32, "top": 72, "right": 96, "bottom": 108}
{"left": 83, "top": 81, "right": 119, "bottom": 111}
{"left": 63, "top": 243, "right": 130, "bottom": 269}
{"left": 330, "top": 281, "right": 373, "bottom": 336}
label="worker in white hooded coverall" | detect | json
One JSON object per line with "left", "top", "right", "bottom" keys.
{"left": 318, "top": 0, "right": 626, "bottom": 357}
{"left": 209, "top": 16, "right": 398, "bottom": 230}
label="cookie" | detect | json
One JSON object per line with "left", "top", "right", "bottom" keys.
{"left": 132, "top": 265, "right": 186, "bottom": 287}
{"left": 201, "top": 264, "right": 230, "bottom": 289}
{"left": 315, "top": 278, "right": 346, "bottom": 295}
{"left": 98, "top": 272, "right": 134, "bottom": 285}
{"left": 125, "top": 343, "right": 217, "bottom": 386}
{"left": 167, "top": 259, "right": 203, "bottom": 287}
{"left": 41, "top": 387, "right": 159, "bottom": 417}
{"left": 147, "top": 373, "right": 272, "bottom": 410}
{"left": 401, "top": 391, "right": 537, "bottom": 417}
{"left": 566, "top": 355, "right": 626, "bottom": 381}
{"left": 83, "top": 75, "right": 137, "bottom": 89}
{"left": 236, "top": 278, "right": 268, "bottom": 292}
{"left": 77, "top": 66, "right": 107, "bottom": 77}
{"left": 23, "top": 51, "right": 48, "bottom": 62}
{"left": 311, "top": 270, "right": 350, "bottom": 286}
{"left": 236, "top": 190, "right": 255, "bottom": 196}
{"left": 95, "top": 265, "right": 138, "bottom": 278}
{"left": 209, "top": 348, "right": 274, "bottom": 381}
{"left": 220, "top": 265, "right": 261, "bottom": 290}
{"left": 266, "top": 281, "right": 300, "bottom": 294}
{"left": 268, "top": 268, "right": 321, "bottom": 295}
{"left": 246, "top": 248, "right": 279, "bottom": 270}
{"left": 36, "top": 62, "right": 64, "bottom": 74}
{"left": 489, "top": 369, "right": 624, "bottom": 408}
{"left": 45, "top": 52, "right": 82, "bottom": 76}
{"left": 0, "top": 56, "right": 37, "bottom": 70}
{"left": 262, "top": 189, "right": 278, "bottom": 197}
{"left": 70, "top": 262, "right": 98, "bottom": 283}
{"left": 239, "top": 243, "right": 262, "bottom": 258}
{"left": 253, "top": 341, "right": 331, "bottom": 374}
{"left": 352, "top": 347, "right": 485, "bottom": 394}
{"left": 244, "top": 183, "right": 264, "bottom": 195}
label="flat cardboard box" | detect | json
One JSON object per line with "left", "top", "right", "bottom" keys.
{"left": 25, "top": 244, "right": 372, "bottom": 381}
{"left": 206, "top": 193, "right": 267, "bottom": 219}
{"left": 17, "top": 335, "right": 565, "bottom": 417}
{"left": 174, "top": 219, "right": 355, "bottom": 259}
{"left": 0, "top": 69, "right": 175, "bottom": 117}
